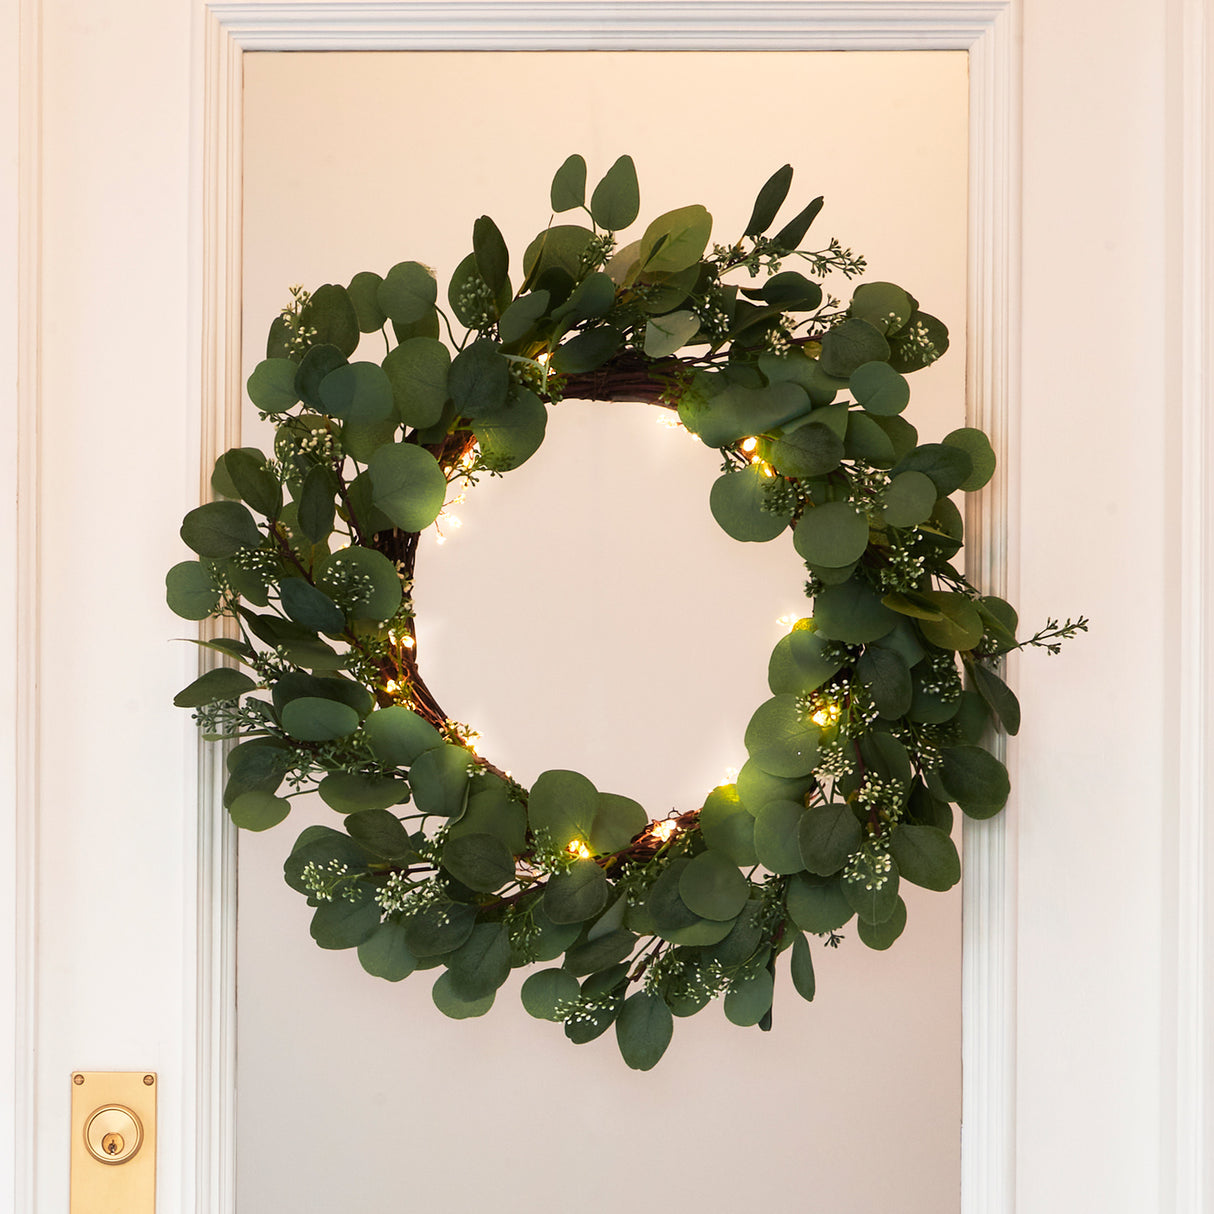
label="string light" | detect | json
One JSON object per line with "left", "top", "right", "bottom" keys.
{"left": 723, "top": 766, "right": 740, "bottom": 784}
{"left": 383, "top": 679, "right": 400, "bottom": 696}
{"left": 776, "top": 613, "right": 799, "bottom": 630}
{"left": 740, "top": 437, "right": 758, "bottom": 454}
{"left": 651, "top": 818, "right": 680, "bottom": 843}
{"left": 396, "top": 634, "right": 415, "bottom": 650}
{"left": 811, "top": 701, "right": 842, "bottom": 728}
{"left": 566, "top": 839, "right": 592, "bottom": 860}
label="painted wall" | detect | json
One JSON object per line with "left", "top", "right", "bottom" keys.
{"left": 236, "top": 50, "right": 968, "bottom": 1214}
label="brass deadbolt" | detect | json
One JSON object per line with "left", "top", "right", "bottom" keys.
{"left": 83, "top": 1105, "right": 142, "bottom": 1165}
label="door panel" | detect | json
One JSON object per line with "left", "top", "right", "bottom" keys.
{"left": 236, "top": 49, "right": 967, "bottom": 1213}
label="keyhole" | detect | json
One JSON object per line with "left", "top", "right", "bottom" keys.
{"left": 102, "top": 1132, "right": 124, "bottom": 1156}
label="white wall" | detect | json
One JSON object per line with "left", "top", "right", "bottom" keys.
{"left": 237, "top": 49, "right": 967, "bottom": 1214}
{"left": 5, "top": 3, "right": 1211, "bottom": 1213}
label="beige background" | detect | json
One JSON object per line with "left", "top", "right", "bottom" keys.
{"left": 238, "top": 50, "right": 968, "bottom": 1213}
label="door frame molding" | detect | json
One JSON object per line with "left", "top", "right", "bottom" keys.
{"left": 196, "top": 4, "right": 1019, "bottom": 1210}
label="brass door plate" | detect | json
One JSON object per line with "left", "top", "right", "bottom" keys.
{"left": 70, "top": 1072, "right": 156, "bottom": 1213}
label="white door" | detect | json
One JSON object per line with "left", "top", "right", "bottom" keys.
{"left": 235, "top": 47, "right": 967, "bottom": 1214}
{"left": 8, "top": 3, "right": 1211, "bottom": 1213}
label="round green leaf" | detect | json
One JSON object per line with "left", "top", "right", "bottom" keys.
{"left": 378, "top": 261, "right": 437, "bottom": 326}
{"left": 544, "top": 859, "right": 609, "bottom": 925}
{"left": 709, "top": 465, "right": 791, "bottom": 542}
{"left": 165, "top": 561, "right": 221, "bottom": 620}
{"left": 319, "top": 776, "right": 409, "bottom": 818}
{"left": 564, "top": 929, "right": 637, "bottom": 978}
{"left": 843, "top": 854, "right": 901, "bottom": 925}
{"left": 616, "top": 991, "right": 674, "bottom": 1071}
{"left": 472, "top": 387, "right": 548, "bottom": 472}
{"left": 346, "top": 270, "right": 386, "bottom": 333}
{"left": 736, "top": 761, "right": 816, "bottom": 814}
{"left": 943, "top": 426, "right": 997, "bottom": 491}
{"left": 315, "top": 546, "right": 402, "bottom": 622}
{"left": 449, "top": 339, "right": 510, "bottom": 419}
{"left": 892, "top": 442, "right": 972, "bottom": 495}
{"left": 591, "top": 792, "right": 647, "bottom": 855}
{"left": 785, "top": 873, "right": 854, "bottom": 933}
{"left": 405, "top": 900, "right": 477, "bottom": 958}
{"left": 521, "top": 968, "right": 580, "bottom": 1020}
{"left": 367, "top": 442, "right": 448, "bottom": 533}
{"left": 550, "top": 326, "right": 621, "bottom": 374}
{"left": 850, "top": 281, "right": 914, "bottom": 335}
{"left": 318, "top": 361, "right": 394, "bottom": 424}
{"left": 753, "top": 799, "right": 807, "bottom": 874}
{"left": 793, "top": 501, "right": 871, "bottom": 567}
{"left": 744, "top": 695, "right": 820, "bottom": 778}
{"left": 432, "top": 970, "right": 495, "bottom": 1019}
{"left": 855, "top": 646, "right": 913, "bottom": 718}
{"left": 812, "top": 579, "right": 899, "bottom": 644}
{"left": 247, "top": 358, "right": 300, "bottom": 412}
{"left": 228, "top": 790, "right": 290, "bottom": 831}
{"left": 383, "top": 337, "right": 450, "bottom": 428}
{"left": 889, "top": 824, "right": 960, "bottom": 891}
{"left": 310, "top": 893, "right": 380, "bottom": 951}
{"left": 300, "top": 284, "right": 360, "bottom": 357}
{"left": 180, "top": 500, "right": 262, "bottom": 558}
{"left": 409, "top": 743, "right": 473, "bottom": 818}
{"left": 589, "top": 155, "right": 640, "bottom": 230}
{"left": 699, "top": 784, "right": 758, "bottom": 866}
{"left": 918, "top": 591, "right": 984, "bottom": 651}
{"left": 445, "top": 922, "right": 512, "bottom": 1000}
{"left": 939, "top": 745, "right": 1010, "bottom": 817}
{"left": 278, "top": 577, "right": 345, "bottom": 634}
{"left": 280, "top": 696, "right": 360, "bottom": 742}
{"left": 850, "top": 360, "right": 910, "bottom": 415}
{"left": 173, "top": 666, "right": 256, "bottom": 708}
{"left": 857, "top": 896, "right": 908, "bottom": 950}
{"left": 357, "top": 921, "right": 416, "bottom": 981}
{"left": 528, "top": 769, "right": 599, "bottom": 850}
{"left": 819, "top": 318, "right": 891, "bottom": 379}
{"left": 550, "top": 154, "right": 587, "bottom": 212}
{"left": 724, "top": 967, "right": 774, "bottom": 1027}
{"left": 881, "top": 470, "right": 938, "bottom": 527}
{"left": 639, "top": 204, "right": 712, "bottom": 272}
{"left": 798, "top": 802, "right": 862, "bottom": 876}
{"left": 442, "top": 832, "right": 515, "bottom": 893}
{"left": 364, "top": 705, "right": 443, "bottom": 766}
{"left": 761, "top": 423, "right": 844, "bottom": 479}
{"left": 678, "top": 852, "right": 749, "bottom": 921}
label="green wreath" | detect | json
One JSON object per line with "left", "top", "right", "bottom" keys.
{"left": 167, "top": 156, "right": 1084, "bottom": 1069}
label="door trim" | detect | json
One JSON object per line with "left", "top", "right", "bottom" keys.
{"left": 196, "top": 4, "right": 1018, "bottom": 1210}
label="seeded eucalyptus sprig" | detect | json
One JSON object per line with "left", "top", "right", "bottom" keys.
{"left": 166, "top": 155, "right": 1083, "bottom": 1069}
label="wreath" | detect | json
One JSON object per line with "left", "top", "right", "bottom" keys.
{"left": 167, "top": 156, "right": 1084, "bottom": 1069}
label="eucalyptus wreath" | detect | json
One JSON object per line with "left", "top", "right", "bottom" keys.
{"left": 167, "top": 156, "right": 1084, "bottom": 1069}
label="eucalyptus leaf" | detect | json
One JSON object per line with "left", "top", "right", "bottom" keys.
{"left": 699, "top": 784, "right": 758, "bottom": 866}
{"left": 228, "top": 790, "right": 290, "bottom": 831}
{"left": 744, "top": 696, "right": 820, "bottom": 778}
{"left": 889, "top": 824, "right": 960, "bottom": 891}
{"left": 798, "top": 802, "right": 862, "bottom": 876}
{"left": 544, "top": 859, "right": 609, "bottom": 925}
{"left": 790, "top": 933, "right": 816, "bottom": 1001}
{"left": 442, "top": 832, "right": 515, "bottom": 893}
{"left": 745, "top": 163, "right": 793, "bottom": 236}
{"left": 409, "top": 743, "right": 473, "bottom": 818}
{"left": 710, "top": 465, "right": 791, "bottom": 543}
{"left": 357, "top": 921, "right": 416, "bottom": 981}
{"left": 173, "top": 666, "right": 256, "bottom": 708}
{"left": 367, "top": 441, "right": 447, "bottom": 532}
{"left": 590, "top": 155, "right": 640, "bottom": 230}
{"left": 521, "top": 968, "right": 580, "bottom": 1020}
{"left": 165, "top": 561, "right": 221, "bottom": 620}
{"left": 616, "top": 991, "right": 674, "bottom": 1071}
{"left": 180, "top": 500, "right": 262, "bottom": 558}
{"left": 378, "top": 261, "right": 438, "bottom": 326}
{"left": 364, "top": 705, "right": 443, "bottom": 766}
{"left": 550, "top": 154, "right": 587, "bottom": 212}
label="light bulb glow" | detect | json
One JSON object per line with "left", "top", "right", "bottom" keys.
{"left": 776, "top": 613, "right": 799, "bottom": 630}
{"left": 740, "top": 436, "right": 758, "bottom": 454}
{"left": 651, "top": 818, "right": 679, "bottom": 843}
{"left": 811, "top": 701, "right": 842, "bottom": 728}
{"left": 724, "top": 766, "right": 740, "bottom": 784}
{"left": 383, "top": 679, "right": 400, "bottom": 696}
{"left": 566, "top": 839, "right": 592, "bottom": 860}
